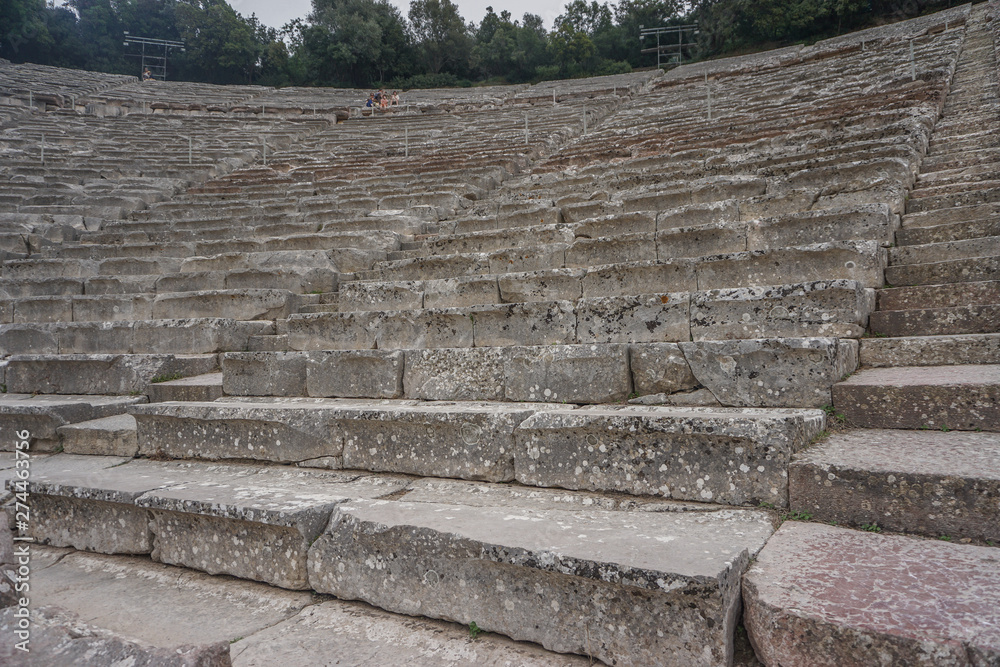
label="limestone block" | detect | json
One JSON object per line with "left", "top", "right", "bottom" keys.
{"left": 422, "top": 276, "right": 500, "bottom": 309}
{"left": 581, "top": 259, "right": 697, "bottom": 297}
{"left": 515, "top": 406, "right": 825, "bottom": 506}
{"left": 376, "top": 308, "right": 474, "bottom": 349}
{"left": 680, "top": 338, "right": 859, "bottom": 408}
{"left": 132, "top": 399, "right": 347, "bottom": 464}
{"left": 286, "top": 312, "right": 380, "bottom": 351}
{"left": 471, "top": 301, "right": 576, "bottom": 347}
{"left": 690, "top": 280, "right": 874, "bottom": 340}
{"left": 339, "top": 281, "right": 423, "bottom": 312}
{"left": 58, "top": 414, "right": 137, "bottom": 457}
{"left": 695, "top": 242, "right": 886, "bottom": 290}
{"left": 308, "top": 498, "right": 774, "bottom": 666}
{"left": 505, "top": 344, "right": 631, "bottom": 404}
{"left": 13, "top": 297, "right": 72, "bottom": 324}
{"left": 496, "top": 204, "right": 562, "bottom": 228}
{"left": 0, "top": 395, "right": 146, "bottom": 451}
{"left": 0, "top": 324, "right": 59, "bottom": 355}
{"left": 565, "top": 234, "right": 656, "bottom": 268}
{"left": 629, "top": 343, "right": 699, "bottom": 396}
{"left": 744, "top": 523, "right": 1000, "bottom": 667}
{"left": 656, "top": 223, "right": 747, "bottom": 259}
{"left": 306, "top": 350, "right": 403, "bottom": 399}
{"left": 657, "top": 200, "right": 740, "bottom": 231}
{"left": 132, "top": 319, "right": 273, "bottom": 355}
{"left": 222, "top": 351, "right": 308, "bottom": 396}
{"left": 5, "top": 354, "right": 218, "bottom": 395}
{"left": 576, "top": 293, "right": 690, "bottom": 344}
{"left": 152, "top": 289, "right": 294, "bottom": 321}
{"left": 747, "top": 204, "right": 895, "bottom": 250}
{"left": 573, "top": 211, "right": 656, "bottom": 237}
{"left": 72, "top": 295, "right": 153, "bottom": 322}
{"left": 338, "top": 404, "right": 535, "bottom": 481}
{"left": 498, "top": 269, "right": 584, "bottom": 303}
{"left": 486, "top": 246, "right": 567, "bottom": 274}
{"left": 28, "top": 495, "right": 152, "bottom": 554}
{"left": 403, "top": 347, "right": 507, "bottom": 401}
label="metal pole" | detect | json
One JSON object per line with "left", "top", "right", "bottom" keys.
{"left": 524, "top": 113, "right": 529, "bottom": 145}
{"left": 910, "top": 40, "right": 916, "bottom": 81}
{"left": 262, "top": 136, "right": 267, "bottom": 166}
{"left": 583, "top": 106, "right": 587, "bottom": 135}
{"left": 188, "top": 137, "right": 192, "bottom": 165}
{"left": 28, "top": 90, "right": 32, "bottom": 109}
{"left": 706, "top": 74, "right": 712, "bottom": 121}
{"left": 40, "top": 133, "right": 44, "bottom": 165}
{"left": 405, "top": 128, "right": 409, "bottom": 157}
{"left": 553, "top": 90, "right": 556, "bottom": 105}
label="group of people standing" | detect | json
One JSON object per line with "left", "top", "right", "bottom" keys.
{"left": 365, "top": 89, "right": 400, "bottom": 109}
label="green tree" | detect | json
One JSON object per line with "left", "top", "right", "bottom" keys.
{"left": 408, "top": 0, "right": 472, "bottom": 75}
{"left": 174, "top": 0, "right": 267, "bottom": 83}
{"left": 1, "top": 0, "right": 53, "bottom": 62}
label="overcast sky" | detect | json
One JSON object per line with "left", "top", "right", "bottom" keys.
{"left": 228, "top": 0, "right": 568, "bottom": 32}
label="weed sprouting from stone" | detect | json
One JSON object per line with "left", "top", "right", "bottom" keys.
{"left": 861, "top": 522, "right": 882, "bottom": 533}
{"left": 468, "top": 621, "right": 483, "bottom": 639}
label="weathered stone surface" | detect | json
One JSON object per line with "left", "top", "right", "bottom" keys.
{"left": 147, "top": 372, "right": 224, "bottom": 403}
{"left": 57, "top": 414, "right": 137, "bottom": 456}
{"left": 27, "top": 547, "right": 313, "bottom": 649}
{"left": 690, "top": 280, "right": 874, "bottom": 340}
{"left": 747, "top": 204, "right": 895, "bottom": 250}
{"left": 0, "top": 606, "right": 232, "bottom": 667}
{"left": 377, "top": 308, "right": 475, "bottom": 349}
{"left": 308, "top": 498, "right": 774, "bottom": 666}
{"left": 422, "top": 276, "right": 501, "bottom": 309}
{"left": 576, "top": 293, "right": 690, "bottom": 343}
{"left": 132, "top": 398, "right": 349, "bottom": 463}
{"left": 790, "top": 429, "right": 1000, "bottom": 542}
{"left": 4, "top": 354, "right": 218, "bottom": 395}
{"left": 222, "top": 352, "right": 308, "bottom": 396}
{"left": 286, "top": 312, "right": 380, "bottom": 351}
{"left": 859, "top": 333, "right": 1000, "bottom": 367}
{"left": 696, "top": 242, "right": 886, "bottom": 290}
{"left": 869, "top": 304, "right": 1000, "bottom": 337}
{"left": 338, "top": 404, "right": 536, "bottom": 481}
{"left": 339, "top": 280, "right": 423, "bottom": 312}
{"left": 833, "top": 365, "right": 1000, "bottom": 431}
{"left": 680, "top": 338, "right": 859, "bottom": 408}
{"left": 471, "top": 301, "right": 576, "bottom": 347}
{"left": 498, "top": 269, "right": 584, "bottom": 303}
{"left": 152, "top": 289, "right": 294, "bottom": 321}
{"left": 0, "top": 394, "right": 146, "bottom": 451}
{"left": 505, "top": 344, "right": 631, "bottom": 403}
{"left": 581, "top": 260, "right": 697, "bottom": 297}
{"left": 307, "top": 350, "right": 404, "bottom": 399}
{"left": 232, "top": 598, "right": 590, "bottom": 666}
{"left": 744, "top": 522, "right": 1000, "bottom": 666}
{"left": 515, "top": 406, "right": 825, "bottom": 506}
{"left": 629, "top": 343, "right": 700, "bottom": 396}
{"left": 403, "top": 347, "right": 506, "bottom": 401}
{"left": 28, "top": 495, "right": 152, "bottom": 554}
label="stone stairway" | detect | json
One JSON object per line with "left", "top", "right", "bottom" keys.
{"left": 2, "top": 4, "right": 999, "bottom": 666}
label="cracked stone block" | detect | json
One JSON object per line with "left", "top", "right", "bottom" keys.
{"left": 376, "top": 308, "right": 474, "bottom": 350}
{"left": 504, "top": 344, "right": 631, "bottom": 404}
{"left": 696, "top": 242, "right": 886, "bottom": 290}
{"left": 0, "top": 394, "right": 146, "bottom": 452}
{"left": 58, "top": 414, "right": 137, "bottom": 457}
{"left": 471, "top": 301, "right": 576, "bottom": 347}
{"left": 629, "top": 343, "right": 700, "bottom": 396}
{"left": 581, "top": 259, "right": 697, "bottom": 298}
{"left": 4, "top": 354, "right": 218, "bottom": 395}
{"left": 680, "top": 338, "right": 859, "bottom": 408}
{"left": 744, "top": 522, "right": 1000, "bottom": 666}
{"left": 307, "top": 498, "right": 774, "bottom": 666}
{"left": 514, "top": 406, "right": 825, "bottom": 506}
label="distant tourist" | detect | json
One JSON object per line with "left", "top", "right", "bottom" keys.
{"left": 391, "top": 91, "right": 400, "bottom": 106}
{"left": 142, "top": 68, "right": 153, "bottom": 81}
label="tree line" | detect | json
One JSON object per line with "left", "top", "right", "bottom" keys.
{"left": 1, "top": 0, "right": 960, "bottom": 89}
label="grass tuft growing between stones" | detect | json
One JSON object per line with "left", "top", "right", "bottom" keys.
{"left": 151, "top": 373, "right": 184, "bottom": 383}
{"left": 468, "top": 621, "right": 483, "bottom": 640}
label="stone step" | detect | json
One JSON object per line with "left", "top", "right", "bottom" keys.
{"left": 833, "top": 365, "right": 1000, "bottom": 431}
{"left": 353, "top": 241, "right": 886, "bottom": 290}
{"left": 789, "top": 428, "right": 1000, "bottom": 542}
{"left": 146, "top": 371, "right": 224, "bottom": 403}
{"left": 860, "top": 333, "right": 1000, "bottom": 367}
{"left": 888, "top": 235, "right": 1000, "bottom": 266}
{"left": 0, "top": 393, "right": 146, "bottom": 452}
{"left": 57, "top": 413, "right": 138, "bottom": 456}
{"left": 869, "top": 303, "right": 1000, "bottom": 336}
{"left": 877, "top": 279, "right": 999, "bottom": 310}
{"left": 127, "top": 397, "right": 824, "bottom": 504}
{"left": 901, "top": 200, "right": 1000, "bottom": 228}
{"left": 3, "top": 353, "right": 219, "bottom": 395}
{"left": 224, "top": 337, "right": 857, "bottom": 408}
{"left": 13, "top": 546, "right": 585, "bottom": 666}
{"left": 884, "top": 254, "right": 999, "bottom": 287}
{"left": 0, "top": 319, "right": 273, "bottom": 355}
{"left": 14, "top": 456, "right": 776, "bottom": 664}
{"left": 895, "top": 215, "right": 1000, "bottom": 246}
{"left": 905, "top": 184, "right": 1000, "bottom": 214}
{"left": 743, "top": 522, "right": 1000, "bottom": 665}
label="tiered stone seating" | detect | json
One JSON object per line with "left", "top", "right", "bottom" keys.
{"left": 3, "top": 4, "right": 999, "bottom": 665}
{"left": 82, "top": 79, "right": 272, "bottom": 115}
{"left": 0, "top": 60, "right": 135, "bottom": 109}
